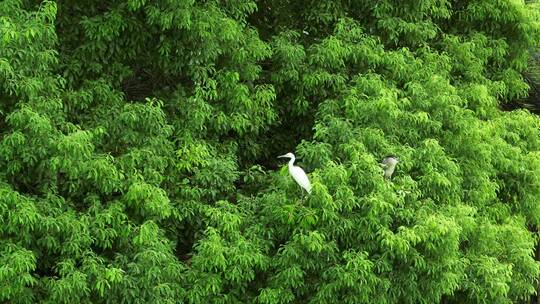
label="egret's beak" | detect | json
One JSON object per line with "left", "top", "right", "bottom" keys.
{"left": 277, "top": 154, "right": 287, "bottom": 158}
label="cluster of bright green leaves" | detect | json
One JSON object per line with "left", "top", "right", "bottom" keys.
{"left": 1, "top": 0, "right": 540, "bottom": 303}
{"left": 246, "top": 1, "right": 540, "bottom": 303}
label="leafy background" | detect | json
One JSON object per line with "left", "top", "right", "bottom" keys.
{"left": 2, "top": 0, "right": 540, "bottom": 303}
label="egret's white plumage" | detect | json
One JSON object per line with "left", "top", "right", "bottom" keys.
{"left": 278, "top": 152, "right": 311, "bottom": 194}
{"left": 381, "top": 155, "right": 399, "bottom": 179}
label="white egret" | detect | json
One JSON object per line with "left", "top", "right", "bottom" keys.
{"left": 381, "top": 155, "right": 399, "bottom": 179}
{"left": 278, "top": 152, "right": 312, "bottom": 194}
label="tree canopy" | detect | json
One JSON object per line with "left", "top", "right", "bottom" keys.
{"left": 2, "top": 0, "right": 540, "bottom": 303}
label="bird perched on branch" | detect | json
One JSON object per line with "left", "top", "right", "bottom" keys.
{"left": 381, "top": 155, "right": 399, "bottom": 179}
{"left": 278, "top": 152, "right": 312, "bottom": 194}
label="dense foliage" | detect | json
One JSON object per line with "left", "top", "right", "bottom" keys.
{"left": 2, "top": 0, "right": 540, "bottom": 303}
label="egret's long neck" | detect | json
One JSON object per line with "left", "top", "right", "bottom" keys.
{"left": 288, "top": 156, "right": 295, "bottom": 168}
